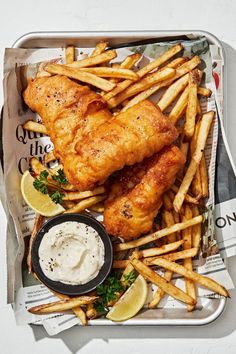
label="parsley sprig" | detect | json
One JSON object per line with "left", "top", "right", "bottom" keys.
{"left": 52, "top": 168, "right": 68, "bottom": 185}
{"left": 33, "top": 170, "right": 65, "bottom": 204}
{"left": 94, "top": 270, "right": 137, "bottom": 313}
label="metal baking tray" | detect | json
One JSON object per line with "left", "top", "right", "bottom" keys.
{"left": 12, "top": 30, "right": 226, "bottom": 326}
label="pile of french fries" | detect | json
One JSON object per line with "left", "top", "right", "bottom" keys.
{"left": 24, "top": 41, "right": 229, "bottom": 325}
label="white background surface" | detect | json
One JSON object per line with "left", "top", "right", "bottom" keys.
{"left": 1, "top": 0, "right": 236, "bottom": 353}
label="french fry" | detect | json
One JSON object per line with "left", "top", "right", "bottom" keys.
{"left": 27, "top": 213, "right": 44, "bottom": 272}
{"left": 192, "top": 166, "right": 202, "bottom": 198}
{"left": 65, "top": 46, "right": 75, "bottom": 64}
{"left": 44, "top": 151, "right": 56, "bottom": 164}
{"left": 197, "top": 86, "right": 212, "bottom": 97}
{"left": 173, "top": 210, "right": 182, "bottom": 240}
{"left": 86, "top": 303, "right": 98, "bottom": 319}
{"left": 73, "top": 306, "right": 87, "bottom": 325}
{"left": 62, "top": 200, "right": 77, "bottom": 209}
{"left": 28, "top": 296, "right": 98, "bottom": 314}
{"left": 113, "top": 246, "right": 199, "bottom": 269}
{"left": 109, "top": 54, "right": 142, "bottom": 85}
{"left": 150, "top": 258, "right": 230, "bottom": 298}
{"left": 64, "top": 195, "right": 107, "bottom": 214}
{"left": 36, "top": 62, "right": 52, "bottom": 78}
{"left": 23, "top": 121, "right": 48, "bottom": 135}
{"left": 80, "top": 67, "right": 139, "bottom": 80}
{"left": 151, "top": 247, "right": 198, "bottom": 262}
{"left": 135, "top": 240, "right": 184, "bottom": 259}
{"left": 114, "top": 215, "right": 203, "bottom": 251}
{"left": 182, "top": 205, "right": 196, "bottom": 311}
{"left": 170, "top": 185, "right": 198, "bottom": 205}
{"left": 63, "top": 186, "right": 105, "bottom": 201}
{"left": 162, "top": 192, "right": 173, "bottom": 211}
{"left": 53, "top": 291, "right": 87, "bottom": 325}
{"left": 45, "top": 64, "right": 116, "bottom": 92}
{"left": 184, "top": 70, "right": 201, "bottom": 139}
{"left": 191, "top": 206, "right": 202, "bottom": 249}
{"left": 103, "top": 44, "right": 183, "bottom": 101}
{"left": 157, "top": 73, "right": 189, "bottom": 112}
{"left": 107, "top": 67, "right": 176, "bottom": 108}
{"left": 199, "top": 155, "right": 209, "bottom": 197}
{"left": 89, "top": 202, "right": 105, "bottom": 213}
{"left": 90, "top": 41, "right": 108, "bottom": 57}
{"left": 67, "top": 49, "right": 117, "bottom": 68}
{"left": 173, "top": 111, "right": 214, "bottom": 212}
{"left": 122, "top": 56, "right": 200, "bottom": 112}
{"left": 163, "top": 210, "right": 176, "bottom": 243}
{"left": 135, "top": 43, "right": 183, "bottom": 78}
{"left": 190, "top": 121, "right": 202, "bottom": 198}
{"left": 169, "top": 85, "right": 189, "bottom": 125}
{"left": 131, "top": 258, "right": 196, "bottom": 305}
{"left": 149, "top": 270, "right": 173, "bottom": 308}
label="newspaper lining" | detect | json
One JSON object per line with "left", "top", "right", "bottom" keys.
{"left": 1, "top": 37, "right": 236, "bottom": 335}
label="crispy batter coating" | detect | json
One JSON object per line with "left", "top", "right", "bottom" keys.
{"left": 64, "top": 100, "right": 178, "bottom": 190}
{"left": 23, "top": 75, "right": 111, "bottom": 160}
{"left": 104, "top": 145, "right": 185, "bottom": 240}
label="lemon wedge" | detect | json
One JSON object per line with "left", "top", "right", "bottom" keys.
{"left": 21, "top": 170, "right": 65, "bottom": 217}
{"left": 106, "top": 275, "right": 148, "bottom": 322}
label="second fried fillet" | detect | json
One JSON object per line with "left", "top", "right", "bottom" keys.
{"left": 104, "top": 145, "right": 185, "bottom": 240}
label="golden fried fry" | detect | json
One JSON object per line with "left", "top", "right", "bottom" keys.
{"left": 53, "top": 291, "right": 87, "bottom": 325}
{"left": 197, "top": 86, "right": 212, "bottom": 97}
{"left": 199, "top": 155, "right": 209, "bottom": 197}
{"left": 114, "top": 215, "right": 203, "bottom": 251}
{"left": 191, "top": 205, "right": 202, "bottom": 249}
{"left": 45, "top": 64, "right": 116, "bottom": 92}
{"left": 107, "top": 67, "right": 176, "bottom": 108}
{"left": 44, "top": 151, "right": 56, "bottom": 164}
{"left": 150, "top": 258, "right": 230, "bottom": 297}
{"left": 64, "top": 195, "right": 107, "bottom": 214}
{"left": 184, "top": 70, "right": 201, "bottom": 139}
{"left": 89, "top": 202, "right": 105, "bottom": 213}
{"left": 182, "top": 205, "right": 196, "bottom": 311}
{"left": 157, "top": 73, "right": 189, "bottom": 112}
{"left": 65, "top": 46, "right": 75, "bottom": 64}
{"left": 63, "top": 186, "right": 105, "bottom": 201}
{"left": 173, "top": 111, "right": 214, "bottom": 212}
{"left": 27, "top": 213, "right": 44, "bottom": 272}
{"left": 131, "top": 258, "right": 196, "bottom": 305}
{"left": 149, "top": 270, "right": 173, "bottom": 308}
{"left": 28, "top": 296, "right": 98, "bottom": 314}
{"left": 67, "top": 49, "right": 117, "bottom": 68}
{"left": 86, "top": 303, "right": 98, "bottom": 319}
{"left": 23, "top": 121, "right": 48, "bottom": 135}
{"left": 103, "top": 44, "right": 183, "bottom": 101}
{"left": 137, "top": 240, "right": 183, "bottom": 259}
{"left": 169, "top": 86, "right": 189, "bottom": 124}
{"left": 90, "top": 41, "right": 108, "bottom": 57}
{"left": 80, "top": 67, "right": 139, "bottom": 80}
{"left": 162, "top": 193, "right": 173, "bottom": 211}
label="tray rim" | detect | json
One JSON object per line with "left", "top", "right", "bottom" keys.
{"left": 9, "top": 29, "right": 227, "bottom": 326}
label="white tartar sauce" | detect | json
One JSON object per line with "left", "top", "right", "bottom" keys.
{"left": 38, "top": 221, "right": 105, "bottom": 285}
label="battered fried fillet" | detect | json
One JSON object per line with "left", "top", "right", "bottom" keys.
{"left": 23, "top": 75, "right": 111, "bottom": 160}
{"left": 64, "top": 100, "right": 178, "bottom": 190}
{"left": 103, "top": 145, "right": 185, "bottom": 240}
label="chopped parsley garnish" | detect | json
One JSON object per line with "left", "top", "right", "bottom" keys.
{"left": 94, "top": 271, "right": 137, "bottom": 314}
{"left": 122, "top": 270, "right": 137, "bottom": 287}
{"left": 32, "top": 169, "right": 65, "bottom": 204}
{"left": 33, "top": 178, "right": 48, "bottom": 194}
{"left": 52, "top": 168, "right": 68, "bottom": 185}
{"left": 49, "top": 190, "right": 64, "bottom": 204}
